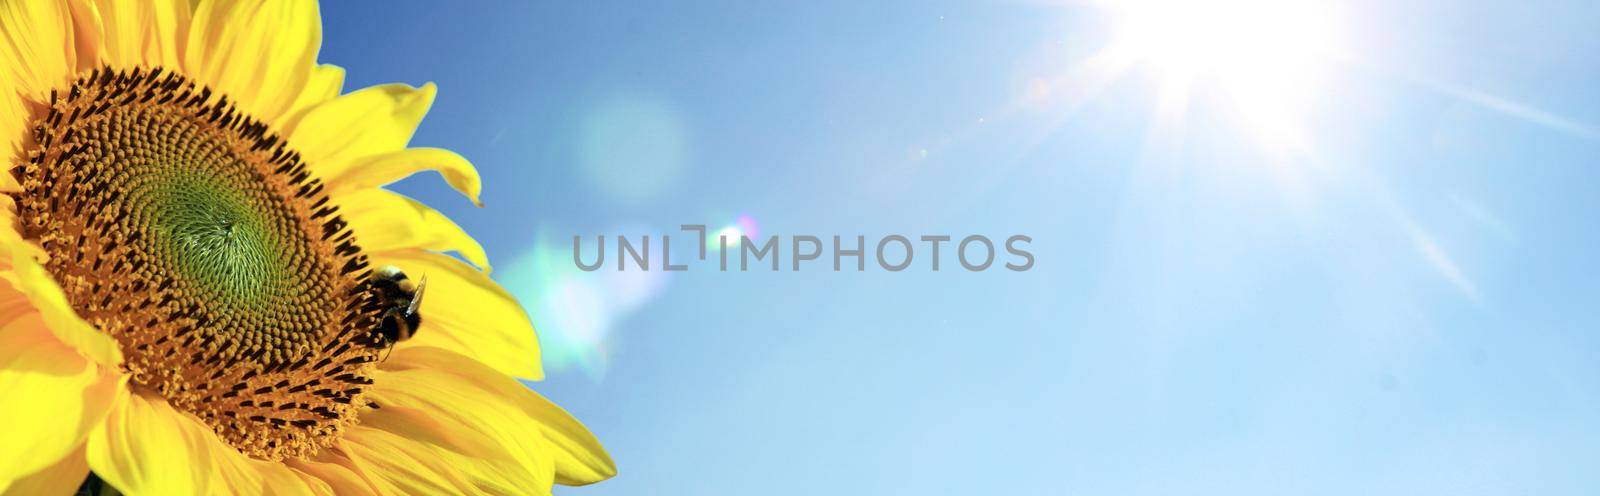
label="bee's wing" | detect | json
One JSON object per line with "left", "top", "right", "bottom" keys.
{"left": 405, "top": 274, "right": 427, "bottom": 316}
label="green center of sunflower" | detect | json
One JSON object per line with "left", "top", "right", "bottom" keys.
{"left": 10, "top": 67, "right": 387, "bottom": 460}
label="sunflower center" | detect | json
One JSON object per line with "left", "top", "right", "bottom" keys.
{"left": 10, "top": 67, "right": 385, "bottom": 460}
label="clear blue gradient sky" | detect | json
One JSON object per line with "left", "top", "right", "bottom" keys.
{"left": 321, "top": 1, "right": 1600, "bottom": 494}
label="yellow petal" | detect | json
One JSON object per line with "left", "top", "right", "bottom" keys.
{"left": 321, "top": 147, "right": 483, "bottom": 206}
{"left": 88, "top": 386, "right": 320, "bottom": 496}
{"left": 382, "top": 346, "right": 616, "bottom": 486}
{"left": 86, "top": 389, "right": 215, "bottom": 496}
{"left": 140, "top": 0, "right": 187, "bottom": 66}
{"left": 341, "top": 189, "right": 489, "bottom": 270}
{"left": 340, "top": 347, "right": 566, "bottom": 492}
{"left": 344, "top": 423, "right": 552, "bottom": 496}
{"left": 210, "top": 444, "right": 327, "bottom": 496}
{"left": 271, "top": 472, "right": 331, "bottom": 496}
{"left": 0, "top": 444, "right": 88, "bottom": 496}
{"left": 0, "top": 73, "right": 27, "bottom": 173}
{"left": 91, "top": 383, "right": 398, "bottom": 496}
{"left": 68, "top": 0, "right": 190, "bottom": 70}
{"left": 3, "top": 1, "right": 73, "bottom": 188}
{"left": 285, "top": 450, "right": 385, "bottom": 496}
{"left": 247, "top": 461, "right": 329, "bottom": 496}
{"left": 371, "top": 250, "right": 542, "bottom": 380}
{"left": 8, "top": 251, "right": 122, "bottom": 367}
{"left": 367, "top": 350, "right": 556, "bottom": 488}
{"left": 183, "top": 0, "right": 319, "bottom": 126}
{"left": 290, "top": 83, "right": 436, "bottom": 165}
{"left": 281, "top": 63, "right": 346, "bottom": 129}
{"left": 0, "top": 0, "right": 77, "bottom": 100}
{"left": 0, "top": 311, "right": 117, "bottom": 484}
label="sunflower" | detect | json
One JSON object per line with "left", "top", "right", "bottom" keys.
{"left": 0, "top": 1, "right": 615, "bottom": 494}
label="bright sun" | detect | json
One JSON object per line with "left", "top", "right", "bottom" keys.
{"left": 1099, "top": 0, "right": 1341, "bottom": 150}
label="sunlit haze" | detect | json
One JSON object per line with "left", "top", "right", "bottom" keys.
{"left": 1100, "top": 0, "right": 1342, "bottom": 149}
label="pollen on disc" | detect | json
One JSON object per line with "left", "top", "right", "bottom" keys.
{"left": 9, "top": 67, "right": 391, "bottom": 460}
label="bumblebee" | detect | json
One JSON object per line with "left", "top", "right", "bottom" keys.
{"left": 370, "top": 265, "right": 426, "bottom": 348}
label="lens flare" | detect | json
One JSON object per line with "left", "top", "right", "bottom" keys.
{"left": 578, "top": 94, "right": 690, "bottom": 204}
{"left": 497, "top": 228, "right": 670, "bottom": 378}
{"left": 1119, "top": 0, "right": 1341, "bottom": 150}
{"left": 707, "top": 214, "right": 761, "bottom": 252}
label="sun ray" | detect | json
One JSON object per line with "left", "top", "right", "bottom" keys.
{"left": 1414, "top": 74, "right": 1600, "bottom": 142}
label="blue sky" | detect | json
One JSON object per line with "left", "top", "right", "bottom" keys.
{"left": 321, "top": 1, "right": 1600, "bottom": 494}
